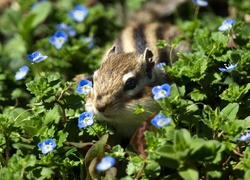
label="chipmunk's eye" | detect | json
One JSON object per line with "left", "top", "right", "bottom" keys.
{"left": 124, "top": 78, "right": 136, "bottom": 90}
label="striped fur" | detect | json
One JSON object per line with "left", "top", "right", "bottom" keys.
{"left": 85, "top": 1, "right": 190, "bottom": 139}
{"left": 114, "top": 22, "right": 186, "bottom": 65}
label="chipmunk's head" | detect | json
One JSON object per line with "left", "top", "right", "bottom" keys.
{"left": 85, "top": 46, "right": 167, "bottom": 137}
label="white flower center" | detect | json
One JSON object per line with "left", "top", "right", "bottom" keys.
{"left": 82, "top": 85, "right": 91, "bottom": 93}
{"left": 56, "top": 37, "right": 64, "bottom": 44}
{"left": 157, "top": 119, "right": 167, "bottom": 126}
{"left": 160, "top": 90, "right": 166, "bottom": 95}
{"left": 74, "top": 10, "right": 84, "bottom": 19}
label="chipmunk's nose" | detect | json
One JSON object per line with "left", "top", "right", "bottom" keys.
{"left": 95, "top": 95, "right": 107, "bottom": 112}
{"left": 95, "top": 103, "right": 106, "bottom": 112}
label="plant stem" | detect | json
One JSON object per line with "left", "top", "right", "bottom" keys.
{"left": 135, "top": 161, "right": 147, "bottom": 179}
{"left": 169, "top": 45, "right": 174, "bottom": 67}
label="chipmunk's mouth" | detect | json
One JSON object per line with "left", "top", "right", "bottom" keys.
{"left": 94, "top": 111, "right": 113, "bottom": 119}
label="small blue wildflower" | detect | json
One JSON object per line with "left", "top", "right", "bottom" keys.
{"left": 56, "top": 23, "right": 76, "bottom": 37}
{"left": 15, "top": 66, "right": 29, "bottom": 81}
{"left": 27, "top": 51, "right": 48, "bottom": 63}
{"left": 84, "top": 36, "right": 95, "bottom": 49}
{"left": 218, "top": 19, "right": 236, "bottom": 32}
{"left": 76, "top": 79, "right": 93, "bottom": 94}
{"left": 152, "top": 83, "right": 171, "bottom": 100}
{"left": 96, "top": 156, "right": 116, "bottom": 171}
{"left": 49, "top": 30, "right": 68, "bottom": 49}
{"left": 156, "top": 62, "right": 166, "bottom": 70}
{"left": 236, "top": 132, "right": 250, "bottom": 141}
{"left": 38, "top": 139, "right": 57, "bottom": 154}
{"left": 219, "top": 63, "right": 238, "bottom": 72}
{"left": 78, "top": 111, "right": 94, "bottom": 128}
{"left": 151, "top": 113, "right": 171, "bottom": 128}
{"left": 69, "top": 5, "right": 88, "bottom": 22}
{"left": 193, "top": 0, "right": 208, "bottom": 7}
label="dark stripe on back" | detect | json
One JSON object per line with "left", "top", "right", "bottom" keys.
{"left": 156, "top": 25, "right": 169, "bottom": 64}
{"left": 133, "top": 24, "right": 147, "bottom": 54}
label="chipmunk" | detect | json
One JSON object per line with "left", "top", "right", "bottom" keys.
{"left": 85, "top": 0, "right": 190, "bottom": 140}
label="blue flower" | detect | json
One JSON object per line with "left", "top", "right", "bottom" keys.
{"left": 219, "top": 63, "right": 238, "bottom": 72}
{"left": 69, "top": 5, "right": 88, "bottom": 22}
{"left": 56, "top": 23, "right": 76, "bottom": 37}
{"left": 84, "top": 36, "right": 95, "bottom": 49}
{"left": 49, "top": 30, "right": 68, "bottom": 49}
{"left": 78, "top": 111, "right": 94, "bottom": 128}
{"left": 152, "top": 83, "right": 171, "bottom": 100}
{"left": 151, "top": 113, "right": 171, "bottom": 128}
{"left": 193, "top": 0, "right": 208, "bottom": 7}
{"left": 236, "top": 132, "right": 250, "bottom": 141}
{"left": 76, "top": 79, "right": 92, "bottom": 94}
{"left": 38, "top": 139, "right": 57, "bottom": 154}
{"left": 156, "top": 62, "right": 166, "bottom": 70}
{"left": 27, "top": 51, "right": 48, "bottom": 63}
{"left": 15, "top": 66, "right": 29, "bottom": 81}
{"left": 96, "top": 156, "right": 115, "bottom": 171}
{"left": 218, "top": 19, "right": 236, "bottom": 32}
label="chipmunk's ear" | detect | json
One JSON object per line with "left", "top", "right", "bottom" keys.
{"left": 106, "top": 45, "right": 116, "bottom": 57}
{"left": 143, "top": 48, "right": 155, "bottom": 79}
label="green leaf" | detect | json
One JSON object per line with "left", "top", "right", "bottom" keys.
{"left": 44, "top": 105, "right": 61, "bottom": 125}
{"left": 85, "top": 134, "right": 109, "bottom": 169}
{"left": 156, "top": 145, "right": 180, "bottom": 169}
{"left": 134, "top": 104, "right": 145, "bottom": 114}
{"left": 0, "top": 9, "right": 21, "bottom": 35}
{"left": 156, "top": 39, "right": 168, "bottom": 48}
{"left": 220, "top": 83, "right": 250, "bottom": 102}
{"left": 190, "top": 88, "right": 207, "bottom": 101}
{"left": 221, "top": 103, "right": 239, "bottom": 121}
{"left": 172, "top": 35, "right": 185, "bottom": 47}
{"left": 211, "top": 32, "right": 228, "bottom": 47}
{"left": 22, "top": 2, "right": 52, "bottom": 30}
{"left": 57, "top": 130, "right": 69, "bottom": 147}
{"left": 178, "top": 164, "right": 198, "bottom": 180}
{"left": 174, "top": 129, "right": 191, "bottom": 152}
{"left": 41, "top": 167, "right": 54, "bottom": 179}
{"left": 244, "top": 170, "right": 250, "bottom": 180}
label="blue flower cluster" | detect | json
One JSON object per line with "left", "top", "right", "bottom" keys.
{"left": 38, "top": 139, "right": 57, "bottom": 154}
{"left": 96, "top": 156, "right": 116, "bottom": 171}
{"left": 76, "top": 79, "right": 93, "bottom": 94}
{"left": 236, "top": 132, "right": 250, "bottom": 141}
{"left": 218, "top": 19, "right": 236, "bottom": 32}
{"left": 49, "top": 4, "right": 92, "bottom": 49}
{"left": 78, "top": 111, "right": 94, "bottom": 128}
{"left": 15, "top": 66, "right": 29, "bottom": 81}
{"left": 219, "top": 63, "right": 238, "bottom": 72}
{"left": 193, "top": 0, "right": 208, "bottom": 7}
{"left": 152, "top": 83, "right": 171, "bottom": 100}
{"left": 14, "top": 51, "right": 48, "bottom": 81}
{"left": 151, "top": 113, "right": 171, "bottom": 128}
{"left": 69, "top": 5, "right": 88, "bottom": 22}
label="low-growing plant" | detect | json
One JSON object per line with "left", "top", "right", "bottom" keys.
{"left": 0, "top": 0, "right": 250, "bottom": 179}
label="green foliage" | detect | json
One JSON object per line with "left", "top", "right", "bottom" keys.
{"left": 0, "top": 0, "right": 250, "bottom": 179}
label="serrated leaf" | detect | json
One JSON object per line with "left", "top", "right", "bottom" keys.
{"left": 190, "top": 88, "right": 207, "bottom": 101}
{"left": 44, "top": 105, "right": 61, "bottom": 125}
{"left": 211, "top": 32, "right": 228, "bottom": 47}
{"left": 57, "top": 130, "right": 69, "bottom": 147}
